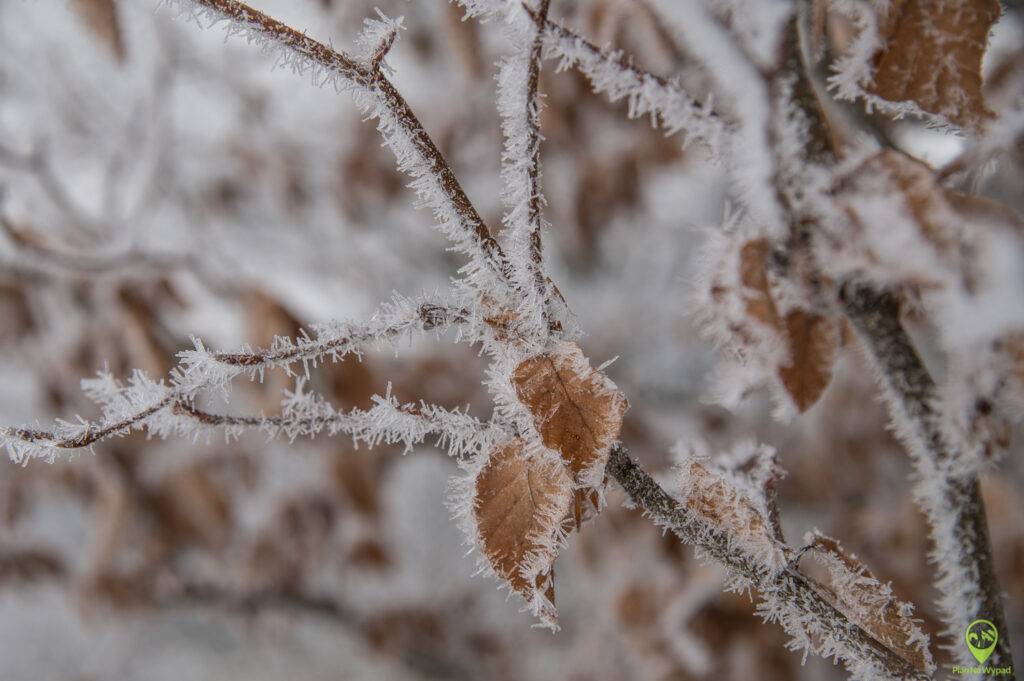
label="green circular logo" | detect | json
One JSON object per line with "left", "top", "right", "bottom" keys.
{"left": 965, "top": 619, "right": 998, "bottom": 665}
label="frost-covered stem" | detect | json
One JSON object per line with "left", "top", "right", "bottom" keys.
{"left": 763, "top": 474, "right": 786, "bottom": 544}
{"left": 780, "top": 6, "right": 1014, "bottom": 663}
{"left": 182, "top": 0, "right": 511, "bottom": 283}
{"left": 841, "top": 284, "right": 1013, "bottom": 671}
{"left": 533, "top": 11, "right": 726, "bottom": 151}
{"left": 2, "top": 299, "right": 468, "bottom": 461}
{"left": 4, "top": 397, "right": 176, "bottom": 451}
{"left": 496, "top": 0, "right": 558, "bottom": 336}
{"left": 209, "top": 302, "right": 467, "bottom": 368}
{"left": 607, "top": 445, "right": 930, "bottom": 680}
{"left": 169, "top": 392, "right": 502, "bottom": 460}
{"left": 525, "top": 0, "right": 550, "bottom": 304}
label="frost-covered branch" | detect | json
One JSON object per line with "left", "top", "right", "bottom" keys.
{"left": 840, "top": 284, "right": 1014, "bottom": 670}
{"left": 606, "top": 445, "right": 931, "bottom": 681}
{"left": 537, "top": 12, "right": 726, "bottom": 154}
{"left": 1, "top": 297, "right": 468, "bottom": 463}
{"left": 167, "top": 0, "right": 512, "bottom": 287}
{"left": 179, "top": 295, "right": 469, "bottom": 392}
{"left": 3, "top": 389, "right": 176, "bottom": 461}
{"left": 167, "top": 384, "right": 504, "bottom": 460}
{"left": 496, "top": 0, "right": 557, "bottom": 336}
{"left": 194, "top": 300, "right": 468, "bottom": 376}
{"left": 455, "top": 0, "right": 725, "bottom": 153}
{"left": 798, "top": 9, "right": 1014, "bottom": 665}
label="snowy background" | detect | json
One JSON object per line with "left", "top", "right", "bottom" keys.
{"left": 0, "top": 1, "right": 1021, "bottom": 679}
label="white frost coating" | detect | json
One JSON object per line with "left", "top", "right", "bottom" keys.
{"left": 823, "top": 149, "right": 1024, "bottom": 474}
{"left": 800, "top": 530, "right": 935, "bottom": 675}
{"left": 689, "top": 221, "right": 789, "bottom": 410}
{"left": 852, "top": 335, "right": 1000, "bottom": 665}
{"left": 351, "top": 9, "right": 404, "bottom": 73}
{"left": 650, "top": 0, "right": 789, "bottom": 236}
{"left": 826, "top": 0, "right": 972, "bottom": 130}
{"left": 4, "top": 373, "right": 504, "bottom": 465}
{"left": 709, "top": 0, "right": 794, "bottom": 69}
{"left": 541, "top": 29, "right": 725, "bottom": 153}
{"left": 664, "top": 440, "right": 920, "bottom": 679}
{"left": 827, "top": 0, "right": 889, "bottom": 103}
{"left": 711, "top": 438, "right": 785, "bottom": 513}
{"left": 457, "top": 0, "right": 726, "bottom": 156}
{"left": 176, "top": 293, "right": 466, "bottom": 393}
{"left": 2, "top": 294, "right": 466, "bottom": 463}
{"left": 495, "top": 1, "right": 555, "bottom": 340}
{"left": 160, "top": 0, "right": 512, "bottom": 295}
{"left": 446, "top": 440, "right": 573, "bottom": 631}
{"left": 671, "top": 441, "right": 788, "bottom": 573}
{"left": 942, "top": 101, "right": 1024, "bottom": 176}
{"left": 162, "top": 380, "right": 505, "bottom": 459}
{"left": 754, "top": 588, "right": 910, "bottom": 681}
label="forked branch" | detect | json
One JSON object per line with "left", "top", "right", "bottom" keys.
{"left": 178, "top": 0, "right": 511, "bottom": 285}
{"left": 606, "top": 445, "right": 930, "bottom": 681}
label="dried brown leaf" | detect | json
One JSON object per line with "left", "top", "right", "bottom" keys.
{"left": 474, "top": 439, "right": 572, "bottom": 604}
{"left": 678, "top": 460, "right": 783, "bottom": 567}
{"left": 512, "top": 341, "right": 628, "bottom": 482}
{"left": 868, "top": 0, "right": 1000, "bottom": 129}
{"left": 778, "top": 309, "right": 839, "bottom": 412}
{"left": 740, "top": 239, "right": 782, "bottom": 330}
{"left": 738, "top": 239, "right": 838, "bottom": 411}
{"left": 801, "top": 534, "right": 932, "bottom": 672}
{"left": 72, "top": 0, "right": 125, "bottom": 62}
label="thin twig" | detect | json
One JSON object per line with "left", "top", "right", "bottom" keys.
{"left": 1, "top": 300, "right": 468, "bottom": 458}
{"left": 5, "top": 396, "right": 176, "bottom": 451}
{"left": 527, "top": 7, "right": 726, "bottom": 150}
{"left": 210, "top": 303, "right": 467, "bottom": 368}
{"left": 524, "top": 0, "right": 550, "bottom": 278}
{"left": 523, "top": 0, "right": 552, "bottom": 320}
{"left": 183, "top": 0, "right": 512, "bottom": 284}
{"left": 169, "top": 394, "right": 501, "bottom": 459}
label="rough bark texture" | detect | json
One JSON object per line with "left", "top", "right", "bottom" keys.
{"left": 841, "top": 284, "right": 1013, "bottom": 672}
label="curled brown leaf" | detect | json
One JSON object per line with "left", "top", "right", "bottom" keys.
{"left": 513, "top": 342, "right": 628, "bottom": 528}
{"left": 512, "top": 342, "right": 628, "bottom": 482}
{"left": 473, "top": 439, "right": 573, "bottom": 609}
{"left": 778, "top": 309, "right": 839, "bottom": 413}
{"left": 799, "top": 534, "right": 933, "bottom": 673}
